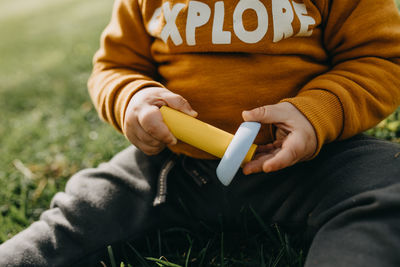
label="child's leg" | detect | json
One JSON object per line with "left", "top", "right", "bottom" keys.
{"left": 0, "top": 146, "right": 174, "bottom": 266}
{"left": 169, "top": 135, "right": 400, "bottom": 266}
{"left": 226, "top": 135, "right": 400, "bottom": 267}
{"left": 301, "top": 136, "right": 400, "bottom": 267}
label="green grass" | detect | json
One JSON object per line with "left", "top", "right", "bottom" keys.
{"left": 0, "top": 0, "right": 399, "bottom": 266}
{"left": 0, "top": 0, "right": 129, "bottom": 241}
{"left": 106, "top": 224, "right": 305, "bottom": 267}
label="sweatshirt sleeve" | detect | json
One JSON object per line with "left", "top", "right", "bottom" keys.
{"left": 281, "top": 0, "right": 400, "bottom": 156}
{"left": 88, "top": 0, "right": 164, "bottom": 133}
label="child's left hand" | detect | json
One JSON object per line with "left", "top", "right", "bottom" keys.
{"left": 242, "top": 102, "right": 317, "bottom": 175}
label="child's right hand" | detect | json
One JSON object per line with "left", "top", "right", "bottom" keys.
{"left": 123, "top": 87, "right": 197, "bottom": 155}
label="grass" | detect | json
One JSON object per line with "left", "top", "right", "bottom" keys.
{"left": 101, "top": 219, "right": 305, "bottom": 267}
{"left": 0, "top": 0, "right": 399, "bottom": 266}
{"left": 0, "top": 0, "right": 129, "bottom": 241}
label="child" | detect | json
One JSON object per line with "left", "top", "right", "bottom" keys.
{"left": 1, "top": 0, "right": 400, "bottom": 266}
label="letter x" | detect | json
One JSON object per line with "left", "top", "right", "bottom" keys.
{"left": 160, "top": 2, "right": 185, "bottom": 45}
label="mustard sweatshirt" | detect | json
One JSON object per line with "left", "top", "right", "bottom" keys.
{"left": 88, "top": 0, "right": 400, "bottom": 159}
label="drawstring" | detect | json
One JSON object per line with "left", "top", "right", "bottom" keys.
{"left": 153, "top": 154, "right": 210, "bottom": 206}
{"left": 153, "top": 154, "right": 179, "bottom": 206}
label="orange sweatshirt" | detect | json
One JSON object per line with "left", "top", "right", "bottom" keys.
{"left": 88, "top": 0, "right": 400, "bottom": 159}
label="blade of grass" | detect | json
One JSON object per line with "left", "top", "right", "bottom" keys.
{"left": 271, "top": 248, "right": 284, "bottom": 267}
{"left": 107, "top": 245, "right": 117, "bottom": 267}
{"left": 284, "top": 232, "right": 294, "bottom": 263}
{"left": 185, "top": 234, "right": 193, "bottom": 267}
{"left": 198, "top": 239, "right": 211, "bottom": 267}
{"left": 260, "top": 243, "right": 266, "bottom": 267}
{"left": 274, "top": 224, "right": 285, "bottom": 248}
{"left": 298, "top": 250, "right": 304, "bottom": 267}
{"left": 126, "top": 242, "right": 151, "bottom": 267}
{"left": 145, "top": 257, "right": 183, "bottom": 267}
{"left": 249, "top": 206, "right": 280, "bottom": 246}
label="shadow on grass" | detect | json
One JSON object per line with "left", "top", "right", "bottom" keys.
{"left": 97, "top": 207, "right": 306, "bottom": 267}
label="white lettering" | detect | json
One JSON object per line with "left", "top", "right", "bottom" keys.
{"left": 147, "top": 7, "right": 162, "bottom": 37}
{"left": 212, "top": 1, "right": 231, "bottom": 44}
{"left": 160, "top": 2, "right": 185, "bottom": 45}
{"left": 152, "top": 0, "right": 315, "bottom": 46}
{"left": 272, "top": 0, "right": 294, "bottom": 43}
{"left": 292, "top": 2, "right": 315, "bottom": 37}
{"left": 186, "top": 1, "right": 211, "bottom": 46}
{"left": 233, "top": 0, "right": 269, "bottom": 44}
{"left": 233, "top": 0, "right": 268, "bottom": 44}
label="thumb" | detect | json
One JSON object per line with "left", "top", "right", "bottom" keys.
{"left": 242, "top": 103, "right": 289, "bottom": 124}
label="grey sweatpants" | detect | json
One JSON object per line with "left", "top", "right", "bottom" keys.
{"left": 0, "top": 134, "right": 400, "bottom": 266}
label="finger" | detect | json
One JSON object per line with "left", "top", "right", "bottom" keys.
{"left": 138, "top": 105, "right": 178, "bottom": 145}
{"left": 243, "top": 139, "right": 285, "bottom": 175}
{"left": 256, "top": 143, "right": 277, "bottom": 153}
{"left": 273, "top": 139, "right": 283, "bottom": 148}
{"left": 242, "top": 103, "right": 291, "bottom": 124}
{"left": 261, "top": 134, "right": 302, "bottom": 173}
{"left": 125, "top": 129, "right": 165, "bottom": 155}
{"left": 124, "top": 118, "right": 165, "bottom": 154}
{"left": 124, "top": 115, "right": 162, "bottom": 146}
{"left": 242, "top": 152, "right": 277, "bottom": 175}
{"left": 135, "top": 125, "right": 164, "bottom": 147}
{"left": 275, "top": 128, "right": 289, "bottom": 141}
{"left": 138, "top": 142, "right": 166, "bottom": 156}
{"left": 161, "top": 91, "right": 198, "bottom": 117}
{"left": 132, "top": 137, "right": 165, "bottom": 155}
{"left": 124, "top": 116, "right": 142, "bottom": 145}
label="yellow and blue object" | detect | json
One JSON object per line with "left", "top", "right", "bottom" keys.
{"left": 160, "top": 106, "right": 261, "bottom": 186}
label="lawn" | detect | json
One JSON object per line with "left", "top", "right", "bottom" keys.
{"left": 0, "top": 0, "right": 129, "bottom": 241}
{"left": 1, "top": 0, "right": 399, "bottom": 266}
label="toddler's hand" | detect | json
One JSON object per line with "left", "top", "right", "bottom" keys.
{"left": 124, "top": 87, "right": 197, "bottom": 155}
{"left": 242, "top": 102, "right": 317, "bottom": 174}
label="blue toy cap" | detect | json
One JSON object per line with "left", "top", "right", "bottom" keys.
{"left": 216, "top": 122, "right": 261, "bottom": 186}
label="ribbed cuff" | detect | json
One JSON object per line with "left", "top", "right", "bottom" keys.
{"left": 280, "top": 89, "right": 344, "bottom": 158}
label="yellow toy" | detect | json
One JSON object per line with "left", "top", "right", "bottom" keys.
{"left": 160, "top": 106, "right": 261, "bottom": 185}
